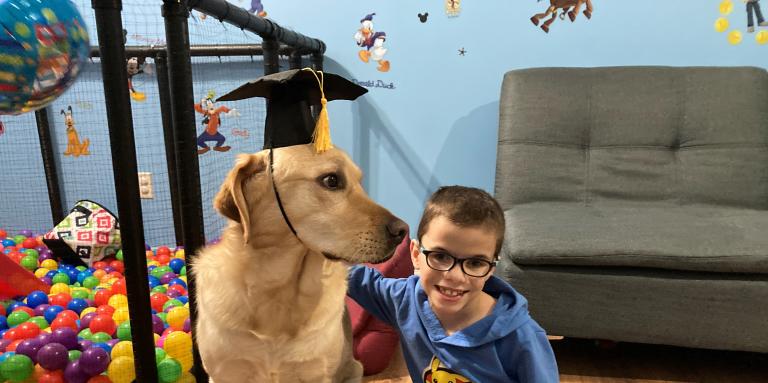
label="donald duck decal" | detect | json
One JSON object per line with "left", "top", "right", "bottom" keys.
{"left": 354, "top": 13, "right": 391, "bottom": 72}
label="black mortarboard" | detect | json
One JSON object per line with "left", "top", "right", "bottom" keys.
{"left": 217, "top": 68, "right": 367, "bottom": 152}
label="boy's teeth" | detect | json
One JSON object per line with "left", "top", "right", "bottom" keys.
{"left": 438, "top": 286, "right": 463, "bottom": 296}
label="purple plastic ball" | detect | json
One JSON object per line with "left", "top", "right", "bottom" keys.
{"left": 106, "top": 339, "right": 119, "bottom": 348}
{"left": 15, "top": 338, "right": 42, "bottom": 363}
{"left": 34, "top": 303, "right": 51, "bottom": 317}
{"left": 36, "top": 331, "right": 54, "bottom": 346}
{"left": 51, "top": 327, "right": 79, "bottom": 350}
{"left": 20, "top": 230, "right": 33, "bottom": 237}
{"left": 103, "top": 266, "right": 115, "bottom": 273}
{"left": 64, "top": 360, "right": 90, "bottom": 383}
{"left": 152, "top": 314, "right": 165, "bottom": 335}
{"left": 160, "top": 272, "right": 177, "bottom": 285}
{"left": 40, "top": 276, "right": 53, "bottom": 285}
{"left": 37, "top": 342, "right": 70, "bottom": 370}
{"left": 166, "top": 289, "right": 181, "bottom": 299}
{"left": 78, "top": 339, "right": 93, "bottom": 351}
{"left": 80, "top": 312, "right": 97, "bottom": 330}
{"left": 79, "top": 346, "right": 110, "bottom": 375}
{"left": 183, "top": 317, "right": 191, "bottom": 332}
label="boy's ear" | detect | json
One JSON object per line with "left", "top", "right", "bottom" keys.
{"left": 410, "top": 239, "right": 421, "bottom": 274}
{"left": 214, "top": 152, "right": 268, "bottom": 243}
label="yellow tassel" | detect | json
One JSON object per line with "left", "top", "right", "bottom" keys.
{"left": 302, "top": 68, "right": 333, "bottom": 153}
{"left": 312, "top": 97, "right": 332, "bottom": 153}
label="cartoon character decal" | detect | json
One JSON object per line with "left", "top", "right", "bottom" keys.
{"left": 195, "top": 91, "right": 239, "bottom": 155}
{"left": 423, "top": 356, "right": 472, "bottom": 383}
{"left": 446, "top": 0, "right": 461, "bottom": 17}
{"left": 354, "top": 13, "right": 391, "bottom": 72}
{"left": 531, "top": 0, "right": 593, "bottom": 33}
{"left": 61, "top": 106, "right": 90, "bottom": 157}
{"left": 248, "top": 0, "right": 267, "bottom": 17}
{"left": 127, "top": 57, "right": 150, "bottom": 102}
{"left": 714, "top": 0, "right": 768, "bottom": 44}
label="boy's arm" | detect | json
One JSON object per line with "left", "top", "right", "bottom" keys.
{"left": 511, "top": 330, "right": 560, "bottom": 383}
{"left": 347, "top": 265, "right": 403, "bottom": 327}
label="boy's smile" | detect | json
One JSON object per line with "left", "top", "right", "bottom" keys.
{"left": 411, "top": 215, "right": 498, "bottom": 332}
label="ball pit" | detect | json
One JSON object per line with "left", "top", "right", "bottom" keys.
{"left": 0, "top": 230, "right": 193, "bottom": 382}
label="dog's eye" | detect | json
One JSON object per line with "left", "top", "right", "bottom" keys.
{"left": 320, "top": 173, "right": 342, "bottom": 190}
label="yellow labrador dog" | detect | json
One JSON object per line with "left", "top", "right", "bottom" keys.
{"left": 193, "top": 144, "right": 408, "bottom": 383}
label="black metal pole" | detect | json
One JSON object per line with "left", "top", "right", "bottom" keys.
{"left": 90, "top": 1, "right": 158, "bottom": 382}
{"left": 262, "top": 37, "right": 280, "bottom": 75}
{"left": 90, "top": 43, "right": 295, "bottom": 59}
{"left": 154, "top": 53, "right": 184, "bottom": 246}
{"left": 311, "top": 52, "right": 324, "bottom": 72}
{"left": 187, "top": 0, "right": 325, "bottom": 54}
{"left": 162, "top": 1, "right": 208, "bottom": 382}
{"left": 288, "top": 51, "right": 302, "bottom": 70}
{"left": 35, "top": 107, "right": 65, "bottom": 224}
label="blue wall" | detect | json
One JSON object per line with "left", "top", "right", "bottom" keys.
{"left": 1, "top": 0, "right": 765, "bottom": 245}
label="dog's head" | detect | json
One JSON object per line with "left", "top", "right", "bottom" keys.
{"left": 215, "top": 144, "right": 408, "bottom": 264}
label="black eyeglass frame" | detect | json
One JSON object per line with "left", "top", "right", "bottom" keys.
{"left": 418, "top": 244, "right": 497, "bottom": 278}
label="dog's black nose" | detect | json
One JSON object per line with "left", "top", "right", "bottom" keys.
{"left": 386, "top": 218, "right": 409, "bottom": 243}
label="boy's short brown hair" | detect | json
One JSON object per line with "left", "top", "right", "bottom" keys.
{"left": 416, "top": 186, "right": 506, "bottom": 258}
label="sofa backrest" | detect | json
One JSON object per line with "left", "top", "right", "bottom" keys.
{"left": 494, "top": 66, "right": 768, "bottom": 210}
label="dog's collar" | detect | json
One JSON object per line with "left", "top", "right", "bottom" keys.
{"left": 269, "top": 148, "right": 299, "bottom": 238}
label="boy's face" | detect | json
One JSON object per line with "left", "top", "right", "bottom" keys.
{"left": 410, "top": 215, "right": 497, "bottom": 319}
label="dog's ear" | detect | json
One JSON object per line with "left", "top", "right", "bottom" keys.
{"left": 214, "top": 153, "right": 267, "bottom": 243}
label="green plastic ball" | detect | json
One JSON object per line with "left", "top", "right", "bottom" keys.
{"left": 13, "top": 235, "right": 25, "bottom": 245}
{"left": 22, "top": 249, "right": 38, "bottom": 258}
{"left": 7, "top": 311, "right": 31, "bottom": 327}
{"left": 75, "top": 265, "right": 87, "bottom": 272}
{"left": 180, "top": 266, "right": 186, "bottom": 276}
{"left": 0, "top": 354, "right": 34, "bottom": 382}
{"left": 157, "top": 357, "right": 182, "bottom": 383}
{"left": 155, "top": 347, "right": 167, "bottom": 364}
{"left": 19, "top": 255, "right": 38, "bottom": 271}
{"left": 68, "top": 350, "right": 82, "bottom": 361}
{"left": 117, "top": 321, "right": 132, "bottom": 341}
{"left": 78, "top": 328, "right": 93, "bottom": 340}
{"left": 52, "top": 272, "right": 70, "bottom": 285}
{"left": 83, "top": 276, "right": 100, "bottom": 289}
{"left": 116, "top": 249, "right": 124, "bottom": 261}
{"left": 151, "top": 286, "right": 168, "bottom": 294}
{"left": 91, "top": 331, "right": 112, "bottom": 343}
{"left": 28, "top": 316, "right": 49, "bottom": 329}
{"left": 72, "top": 289, "right": 89, "bottom": 300}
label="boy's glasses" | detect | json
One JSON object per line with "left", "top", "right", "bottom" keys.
{"left": 419, "top": 245, "right": 497, "bottom": 277}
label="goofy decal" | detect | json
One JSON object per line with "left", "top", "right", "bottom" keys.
{"left": 423, "top": 356, "right": 472, "bottom": 383}
{"left": 194, "top": 91, "right": 238, "bottom": 155}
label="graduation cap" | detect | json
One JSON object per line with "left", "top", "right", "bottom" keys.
{"left": 217, "top": 68, "right": 367, "bottom": 153}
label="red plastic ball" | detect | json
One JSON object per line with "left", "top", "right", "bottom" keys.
{"left": 92, "top": 260, "right": 108, "bottom": 270}
{"left": 0, "top": 304, "right": 6, "bottom": 316}
{"left": 94, "top": 289, "right": 113, "bottom": 307}
{"left": 0, "top": 229, "right": 7, "bottom": 239}
{"left": 150, "top": 293, "right": 170, "bottom": 312}
{"left": 21, "top": 237, "right": 38, "bottom": 249}
{"left": 89, "top": 314, "right": 116, "bottom": 335}
{"left": 50, "top": 315, "right": 78, "bottom": 331}
{"left": 49, "top": 293, "right": 72, "bottom": 307}
{"left": 155, "top": 253, "right": 171, "bottom": 265}
{"left": 156, "top": 246, "right": 171, "bottom": 256}
{"left": 2, "top": 328, "right": 19, "bottom": 340}
{"left": 87, "top": 376, "right": 112, "bottom": 383}
{"left": 8, "top": 251, "right": 24, "bottom": 263}
{"left": 6, "top": 339, "right": 23, "bottom": 351}
{"left": 56, "top": 310, "right": 79, "bottom": 322}
{"left": 96, "top": 305, "right": 115, "bottom": 317}
{"left": 109, "top": 260, "right": 125, "bottom": 274}
{"left": 39, "top": 370, "right": 66, "bottom": 383}
{"left": 16, "top": 322, "right": 41, "bottom": 339}
{"left": 12, "top": 306, "right": 35, "bottom": 317}
{"left": 110, "top": 278, "right": 127, "bottom": 295}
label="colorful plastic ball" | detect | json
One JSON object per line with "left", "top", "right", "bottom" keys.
{"left": 93, "top": 289, "right": 113, "bottom": 307}
{"left": 6, "top": 311, "right": 30, "bottom": 327}
{"left": 43, "top": 305, "right": 65, "bottom": 323}
{"left": 163, "top": 331, "right": 193, "bottom": 371}
{"left": 90, "top": 332, "right": 111, "bottom": 344}
{"left": 37, "top": 342, "right": 69, "bottom": 370}
{"left": 82, "top": 276, "right": 100, "bottom": 289}
{"left": 19, "top": 255, "right": 38, "bottom": 271}
{"left": 67, "top": 298, "right": 89, "bottom": 315}
{"left": 25, "top": 290, "right": 49, "bottom": 308}
{"left": 38, "top": 369, "right": 66, "bottom": 383}
{"left": 50, "top": 315, "right": 78, "bottom": 332}
{"left": 158, "top": 357, "right": 182, "bottom": 383}
{"left": 0, "top": 353, "right": 34, "bottom": 382}
{"left": 107, "top": 355, "right": 135, "bottom": 383}
{"left": 13, "top": 338, "right": 41, "bottom": 363}
{"left": 64, "top": 359, "right": 90, "bottom": 383}
{"left": 15, "top": 322, "right": 40, "bottom": 339}
{"left": 51, "top": 272, "right": 71, "bottom": 285}
{"left": 49, "top": 292, "right": 72, "bottom": 307}
{"left": 7, "top": 302, "right": 28, "bottom": 314}
{"left": 68, "top": 349, "right": 82, "bottom": 361}
{"left": 0, "top": 0, "right": 91, "bottom": 115}
{"left": 112, "top": 307, "right": 130, "bottom": 324}
{"left": 78, "top": 328, "right": 93, "bottom": 341}
{"left": 50, "top": 327, "right": 78, "bottom": 350}
{"left": 110, "top": 340, "right": 133, "bottom": 360}
{"left": 27, "top": 316, "right": 48, "bottom": 330}
{"left": 0, "top": 316, "right": 8, "bottom": 331}
{"left": 87, "top": 375, "right": 112, "bottom": 383}
{"left": 166, "top": 307, "right": 189, "bottom": 332}
{"left": 154, "top": 347, "right": 167, "bottom": 364}
{"left": 79, "top": 346, "right": 110, "bottom": 375}
{"left": 116, "top": 321, "right": 131, "bottom": 341}
{"left": 1, "top": 239, "right": 15, "bottom": 247}
{"left": 0, "top": 229, "right": 6, "bottom": 239}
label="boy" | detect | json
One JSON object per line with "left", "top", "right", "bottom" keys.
{"left": 347, "top": 186, "right": 559, "bottom": 382}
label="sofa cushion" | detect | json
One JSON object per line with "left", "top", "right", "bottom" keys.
{"left": 504, "top": 203, "right": 768, "bottom": 274}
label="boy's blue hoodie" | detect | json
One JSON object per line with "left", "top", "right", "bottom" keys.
{"left": 348, "top": 265, "right": 559, "bottom": 383}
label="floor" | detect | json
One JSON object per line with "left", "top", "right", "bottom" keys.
{"left": 363, "top": 338, "right": 768, "bottom": 382}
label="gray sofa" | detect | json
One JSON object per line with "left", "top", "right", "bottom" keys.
{"left": 494, "top": 66, "right": 768, "bottom": 353}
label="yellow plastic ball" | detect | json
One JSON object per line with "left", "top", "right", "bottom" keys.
{"left": 154, "top": 333, "right": 161, "bottom": 344}
{"left": 108, "top": 294, "right": 129, "bottom": 309}
{"left": 719, "top": 0, "right": 733, "bottom": 15}
{"left": 176, "top": 373, "right": 196, "bottom": 383}
{"left": 113, "top": 307, "right": 131, "bottom": 324}
{"left": 728, "top": 29, "right": 742, "bottom": 45}
{"left": 49, "top": 283, "right": 71, "bottom": 295}
{"left": 757, "top": 30, "right": 768, "bottom": 45}
{"left": 714, "top": 17, "right": 729, "bottom": 33}
{"left": 147, "top": 261, "right": 160, "bottom": 268}
{"left": 107, "top": 356, "right": 136, "bottom": 383}
{"left": 34, "top": 268, "right": 51, "bottom": 278}
{"left": 164, "top": 331, "right": 193, "bottom": 372}
{"left": 175, "top": 249, "right": 185, "bottom": 259}
{"left": 167, "top": 307, "right": 190, "bottom": 331}
{"left": 111, "top": 341, "right": 134, "bottom": 360}
{"left": 40, "top": 259, "right": 58, "bottom": 270}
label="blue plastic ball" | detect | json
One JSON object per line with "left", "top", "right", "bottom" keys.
{"left": 148, "top": 276, "right": 161, "bottom": 289}
{"left": 0, "top": 315, "right": 7, "bottom": 330}
{"left": 168, "top": 278, "right": 187, "bottom": 289}
{"left": 0, "top": 0, "right": 90, "bottom": 115}
{"left": 1, "top": 239, "right": 14, "bottom": 247}
{"left": 43, "top": 305, "right": 64, "bottom": 323}
{"left": 66, "top": 298, "right": 89, "bottom": 315}
{"left": 168, "top": 258, "right": 185, "bottom": 274}
{"left": 26, "top": 290, "right": 49, "bottom": 308}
